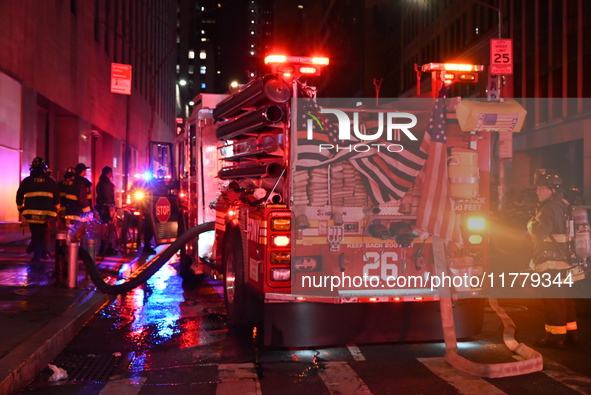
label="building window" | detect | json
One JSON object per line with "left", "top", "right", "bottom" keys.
{"left": 200, "top": 66, "right": 206, "bottom": 74}
{"left": 188, "top": 50, "right": 195, "bottom": 59}
{"left": 201, "top": 83, "right": 206, "bottom": 89}
{"left": 199, "top": 50, "right": 206, "bottom": 59}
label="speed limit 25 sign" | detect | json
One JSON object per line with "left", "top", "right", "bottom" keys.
{"left": 490, "top": 38, "right": 513, "bottom": 75}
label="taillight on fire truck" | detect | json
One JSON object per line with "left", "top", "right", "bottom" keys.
{"left": 270, "top": 235, "right": 290, "bottom": 248}
{"left": 461, "top": 213, "right": 487, "bottom": 267}
{"left": 465, "top": 215, "right": 486, "bottom": 245}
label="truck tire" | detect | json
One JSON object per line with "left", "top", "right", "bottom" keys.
{"left": 178, "top": 211, "right": 203, "bottom": 284}
{"left": 223, "top": 231, "right": 251, "bottom": 327}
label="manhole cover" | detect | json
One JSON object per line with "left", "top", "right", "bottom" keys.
{"left": 0, "top": 300, "right": 49, "bottom": 313}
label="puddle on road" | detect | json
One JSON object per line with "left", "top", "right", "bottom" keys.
{"left": 95, "top": 262, "right": 233, "bottom": 373}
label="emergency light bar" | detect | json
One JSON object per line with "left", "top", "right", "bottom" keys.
{"left": 264, "top": 55, "right": 330, "bottom": 66}
{"left": 421, "top": 63, "right": 483, "bottom": 72}
{"left": 264, "top": 55, "right": 330, "bottom": 78}
{"left": 421, "top": 62, "right": 484, "bottom": 91}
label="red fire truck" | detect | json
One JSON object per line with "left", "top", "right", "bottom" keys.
{"left": 175, "top": 56, "right": 525, "bottom": 347}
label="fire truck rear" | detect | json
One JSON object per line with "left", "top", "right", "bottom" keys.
{"left": 176, "top": 57, "right": 524, "bottom": 347}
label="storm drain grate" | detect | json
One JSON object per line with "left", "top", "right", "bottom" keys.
{"left": 68, "top": 354, "right": 122, "bottom": 382}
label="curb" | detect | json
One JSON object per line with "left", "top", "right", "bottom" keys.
{"left": 0, "top": 290, "right": 114, "bottom": 395}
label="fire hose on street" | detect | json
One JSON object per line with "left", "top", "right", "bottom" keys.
{"left": 433, "top": 236, "right": 543, "bottom": 378}
{"left": 69, "top": 222, "right": 215, "bottom": 295}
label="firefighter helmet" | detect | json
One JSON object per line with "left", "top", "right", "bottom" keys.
{"left": 64, "top": 167, "right": 76, "bottom": 179}
{"left": 30, "top": 157, "right": 47, "bottom": 170}
{"left": 533, "top": 168, "right": 563, "bottom": 188}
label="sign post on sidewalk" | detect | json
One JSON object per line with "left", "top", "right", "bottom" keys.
{"left": 110, "top": 63, "right": 133, "bottom": 205}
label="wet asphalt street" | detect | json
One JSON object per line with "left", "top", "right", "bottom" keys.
{"left": 16, "top": 231, "right": 591, "bottom": 394}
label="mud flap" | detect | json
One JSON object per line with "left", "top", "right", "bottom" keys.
{"left": 433, "top": 236, "right": 543, "bottom": 378}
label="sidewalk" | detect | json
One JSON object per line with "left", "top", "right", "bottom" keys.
{"left": 0, "top": 237, "right": 145, "bottom": 395}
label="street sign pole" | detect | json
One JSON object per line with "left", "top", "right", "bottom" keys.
{"left": 489, "top": 38, "right": 514, "bottom": 211}
{"left": 111, "top": 63, "right": 133, "bottom": 204}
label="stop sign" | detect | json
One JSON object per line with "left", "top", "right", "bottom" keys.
{"left": 155, "top": 197, "right": 171, "bottom": 223}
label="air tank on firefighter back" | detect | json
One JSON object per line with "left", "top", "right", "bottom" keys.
{"left": 572, "top": 206, "right": 591, "bottom": 259}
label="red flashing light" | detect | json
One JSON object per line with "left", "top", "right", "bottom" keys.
{"left": 311, "top": 57, "right": 330, "bottom": 65}
{"left": 265, "top": 55, "right": 287, "bottom": 64}
{"left": 299, "top": 66, "right": 319, "bottom": 75}
{"left": 265, "top": 55, "right": 329, "bottom": 66}
{"left": 422, "top": 63, "right": 483, "bottom": 72}
{"left": 265, "top": 54, "right": 329, "bottom": 79}
{"left": 458, "top": 73, "right": 476, "bottom": 81}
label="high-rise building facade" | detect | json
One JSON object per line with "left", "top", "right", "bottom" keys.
{"left": 176, "top": 0, "right": 365, "bottom": 118}
{"left": 0, "top": 0, "right": 177, "bottom": 239}
{"left": 368, "top": 0, "right": 591, "bottom": 202}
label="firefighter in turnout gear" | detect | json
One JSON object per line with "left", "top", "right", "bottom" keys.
{"left": 75, "top": 163, "right": 93, "bottom": 207}
{"left": 527, "top": 169, "right": 578, "bottom": 348}
{"left": 16, "top": 157, "right": 61, "bottom": 262}
{"left": 58, "top": 167, "right": 91, "bottom": 233}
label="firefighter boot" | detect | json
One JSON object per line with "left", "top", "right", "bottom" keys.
{"left": 566, "top": 330, "right": 579, "bottom": 345}
{"left": 534, "top": 333, "right": 566, "bottom": 349}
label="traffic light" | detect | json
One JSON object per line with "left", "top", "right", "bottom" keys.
{"left": 175, "top": 117, "right": 184, "bottom": 135}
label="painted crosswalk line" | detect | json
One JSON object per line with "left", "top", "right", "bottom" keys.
{"left": 319, "top": 361, "right": 373, "bottom": 395}
{"left": 216, "top": 363, "right": 262, "bottom": 395}
{"left": 418, "top": 357, "right": 508, "bottom": 395}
